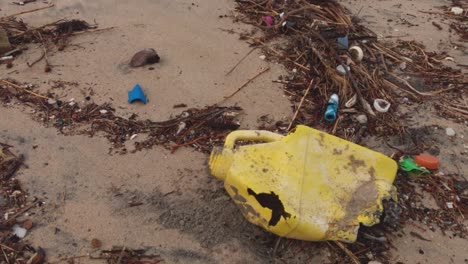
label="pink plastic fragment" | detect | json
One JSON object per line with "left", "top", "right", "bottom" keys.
{"left": 262, "top": 16, "right": 274, "bottom": 26}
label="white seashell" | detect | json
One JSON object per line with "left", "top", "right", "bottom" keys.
{"left": 349, "top": 46, "right": 364, "bottom": 62}
{"left": 345, "top": 94, "right": 357, "bottom": 108}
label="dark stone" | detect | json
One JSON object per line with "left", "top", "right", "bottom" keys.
{"left": 130, "top": 48, "right": 160, "bottom": 67}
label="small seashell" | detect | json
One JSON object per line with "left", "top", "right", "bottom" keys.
{"left": 349, "top": 46, "right": 364, "bottom": 62}
{"left": 445, "top": 127, "right": 455, "bottom": 137}
{"left": 176, "top": 122, "right": 186, "bottom": 136}
{"left": 345, "top": 94, "right": 357, "bottom": 108}
{"left": 373, "top": 99, "right": 391, "bottom": 113}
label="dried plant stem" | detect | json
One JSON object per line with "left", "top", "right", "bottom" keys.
{"left": 0, "top": 80, "right": 50, "bottom": 100}
{"left": 287, "top": 79, "right": 314, "bottom": 131}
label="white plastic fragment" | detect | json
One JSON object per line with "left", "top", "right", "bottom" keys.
{"left": 356, "top": 114, "right": 368, "bottom": 124}
{"left": 130, "top": 134, "right": 138, "bottom": 140}
{"left": 176, "top": 122, "right": 186, "bottom": 136}
{"left": 0, "top": 56, "right": 13, "bottom": 62}
{"left": 444, "top": 57, "right": 455, "bottom": 62}
{"left": 451, "top": 7, "right": 463, "bottom": 15}
{"left": 446, "top": 202, "right": 453, "bottom": 209}
{"left": 99, "top": 109, "right": 108, "bottom": 114}
{"left": 399, "top": 61, "right": 407, "bottom": 70}
{"left": 259, "top": 55, "right": 266, "bottom": 60}
{"left": 12, "top": 224, "right": 27, "bottom": 238}
{"left": 445, "top": 127, "right": 456, "bottom": 137}
{"left": 47, "top": 98, "right": 56, "bottom": 105}
{"left": 349, "top": 46, "right": 364, "bottom": 62}
{"left": 373, "top": 99, "right": 391, "bottom": 113}
{"left": 336, "top": 64, "right": 350, "bottom": 75}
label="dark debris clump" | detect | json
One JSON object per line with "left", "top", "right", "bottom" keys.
{"left": 0, "top": 79, "right": 242, "bottom": 154}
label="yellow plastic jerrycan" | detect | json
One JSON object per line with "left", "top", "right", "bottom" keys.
{"left": 209, "top": 125, "right": 397, "bottom": 242}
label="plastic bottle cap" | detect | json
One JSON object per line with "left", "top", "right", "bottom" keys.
{"left": 414, "top": 153, "right": 439, "bottom": 170}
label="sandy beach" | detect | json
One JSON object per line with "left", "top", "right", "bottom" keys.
{"left": 1, "top": 0, "right": 466, "bottom": 263}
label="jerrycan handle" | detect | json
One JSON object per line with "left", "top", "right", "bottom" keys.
{"left": 224, "top": 130, "right": 284, "bottom": 150}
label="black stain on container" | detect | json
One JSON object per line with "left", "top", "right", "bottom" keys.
{"left": 247, "top": 188, "right": 291, "bottom": 226}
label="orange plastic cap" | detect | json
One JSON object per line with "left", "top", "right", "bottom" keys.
{"left": 414, "top": 153, "right": 439, "bottom": 170}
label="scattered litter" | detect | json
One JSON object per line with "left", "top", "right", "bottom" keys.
{"left": 445, "top": 127, "right": 456, "bottom": 137}
{"left": 1, "top": 78, "right": 242, "bottom": 154}
{"left": 259, "top": 55, "right": 266, "bottom": 60}
{"left": 356, "top": 114, "right": 368, "bottom": 125}
{"left": 446, "top": 202, "right": 454, "bottom": 209}
{"left": 324, "top": 94, "right": 339, "bottom": 121}
{"left": 281, "top": 20, "right": 296, "bottom": 28}
{"left": 262, "top": 15, "right": 274, "bottom": 26}
{"left": 373, "top": 99, "right": 391, "bottom": 113}
{"left": 128, "top": 84, "right": 147, "bottom": 104}
{"left": 1, "top": 16, "right": 96, "bottom": 71}
{"left": 0, "top": 55, "right": 13, "bottom": 62}
{"left": 451, "top": 7, "right": 463, "bottom": 15}
{"left": 336, "top": 64, "right": 350, "bottom": 75}
{"left": 129, "top": 48, "right": 160, "bottom": 67}
{"left": 399, "top": 157, "right": 430, "bottom": 174}
{"left": 414, "top": 153, "right": 439, "bottom": 170}
{"left": 130, "top": 134, "right": 138, "bottom": 140}
{"left": 12, "top": 0, "right": 37, "bottom": 6}
{"left": 444, "top": 57, "right": 455, "bottom": 62}
{"left": 47, "top": 98, "right": 56, "bottom": 105}
{"left": 210, "top": 125, "right": 398, "bottom": 242}
{"left": 349, "top": 46, "right": 363, "bottom": 62}
{"left": 337, "top": 36, "right": 349, "bottom": 49}
{"left": 99, "top": 109, "right": 108, "bottom": 114}
{"left": 12, "top": 224, "right": 27, "bottom": 238}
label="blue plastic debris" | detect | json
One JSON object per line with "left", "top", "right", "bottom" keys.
{"left": 337, "top": 36, "right": 349, "bottom": 49}
{"left": 324, "top": 94, "right": 339, "bottom": 122}
{"left": 128, "top": 84, "right": 147, "bottom": 104}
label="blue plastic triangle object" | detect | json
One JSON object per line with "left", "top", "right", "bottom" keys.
{"left": 128, "top": 84, "right": 147, "bottom": 104}
{"left": 337, "top": 36, "right": 349, "bottom": 49}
